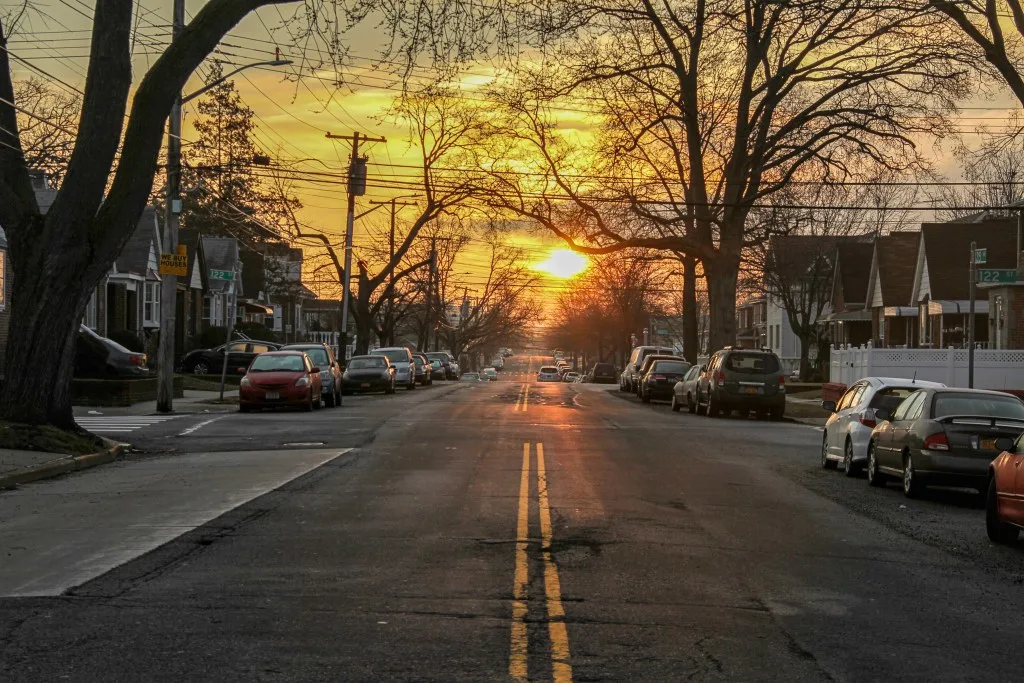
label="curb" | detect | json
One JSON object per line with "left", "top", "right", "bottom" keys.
{"left": 0, "top": 438, "right": 127, "bottom": 491}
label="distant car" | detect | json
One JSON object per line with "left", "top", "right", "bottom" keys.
{"left": 537, "top": 366, "right": 561, "bottom": 382}
{"left": 460, "top": 372, "right": 482, "bottom": 382}
{"left": 586, "top": 362, "right": 617, "bottom": 384}
{"left": 281, "top": 343, "right": 342, "bottom": 408}
{"left": 820, "top": 377, "right": 945, "bottom": 476}
{"left": 371, "top": 347, "right": 415, "bottom": 390}
{"left": 180, "top": 339, "right": 279, "bottom": 375}
{"left": 621, "top": 346, "right": 677, "bottom": 393}
{"left": 634, "top": 354, "right": 682, "bottom": 396}
{"left": 672, "top": 364, "right": 705, "bottom": 413}
{"left": 640, "top": 359, "right": 691, "bottom": 403}
{"left": 867, "top": 387, "right": 1024, "bottom": 497}
{"left": 492, "top": 357, "right": 505, "bottom": 371}
{"left": 429, "top": 359, "right": 446, "bottom": 381}
{"left": 239, "top": 351, "right": 322, "bottom": 412}
{"left": 412, "top": 353, "right": 433, "bottom": 386}
{"left": 426, "top": 351, "right": 458, "bottom": 380}
{"left": 987, "top": 432, "right": 1024, "bottom": 543}
{"left": 482, "top": 367, "right": 498, "bottom": 381}
{"left": 74, "top": 325, "right": 149, "bottom": 378}
{"left": 342, "top": 355, "right": 395, "bottom": 394}
{"left": 563, "top": 372, "right": 580, "bottom": 383}
{"left": 695, "top": 347, "right": 785, "bottom": 420}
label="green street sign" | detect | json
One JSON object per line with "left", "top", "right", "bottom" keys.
{"left": 977, "top": 268, "right": 1019, "bottom": 284}
{"left": 209, "top": 269, "right": 234, "bottom": 281}
{"left": 974, "top": 248, "right": 987, "bottom": 265}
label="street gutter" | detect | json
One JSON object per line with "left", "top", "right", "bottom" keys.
{"left": 0, "top": 439, "right": 127, "bottom": 491}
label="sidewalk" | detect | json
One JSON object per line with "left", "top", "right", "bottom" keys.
{"left": 1, "top": 441, "right": 124, "bottom": 489}
{"left": 785, "top": 394, "right": 828, "bottom": 427}
{"left": 72, "top": 389, "right": 239, "bottom": 417}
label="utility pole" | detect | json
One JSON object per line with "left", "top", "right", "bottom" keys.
{"left": 369, "top": 197, "right": 417, "bottom": 346}
{"left": 969, "top": 241, "right": 977, "bottom": 388}
{"left": 326, "top": 131, "right": 386, "bottom": 375}
{"left": 156, "top": 0, "right": 186, "bottom": 413}
{"left": 424, "top": 236, "right": 436, "bottom": 351}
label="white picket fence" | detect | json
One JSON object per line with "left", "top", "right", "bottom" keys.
{"left": 830, "top": 343, "right": 1024, "bottom": 389}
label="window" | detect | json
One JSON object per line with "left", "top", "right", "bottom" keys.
{"left": 83, "top": 289, "right": 98, "bottom": 330}
{"left": 225, "top": 342, "right": 247, "bottom": 353}
{"left": 143, "top": 281, "right": 160, "bottom": 326}
{"left": 892, "top": 391, "right": 925, "bottom": 422}
{"left": 724, "top": 352, "right": 780, "bottom": 374}
{"left": 837, "top": 384, "right": 863, "bottom": 412}
{"left": 250, "top": 344, "right": 273, "bottom": 354}
{"left": 933, "top": 393, "right": 1024, "bottom": 420}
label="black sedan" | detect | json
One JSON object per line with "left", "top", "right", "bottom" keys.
{"left": 867, "top": 387, "right": 1024, "bottom": 497}
{"left": 179, "top": 339, "right": 279, "bottom": 375}
{"left": 342, "top": 355, "right": 396, "bottom": 394}
{"left": 639, "top": 359, "right": 692, "bottom": 403}
{"left": 586, "top": 362, "right": 618, "bottom": 384}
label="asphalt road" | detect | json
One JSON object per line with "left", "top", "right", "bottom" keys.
{"left": 2, "top": 355, "right": 1024, "bottom": 681}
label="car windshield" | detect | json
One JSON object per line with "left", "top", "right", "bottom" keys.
{"left": 431, "top": 360, "right": 442, "bottom": 368}
{"left": 651, "top": 361, "right": 690, "bottom": 374}
{"left": 349, "top": 358, "right": 385, "bottom": 369}
{"left": 425, "top": 353, "right": 448, "bottom": 361}
{"left": 724, "top": 352, "right": 779, "bottom": 374}
{"left": 373, "top": 349, "right": 410, "bottom": 363}
{"left": 869, "top": 387, "right": 921, "bottom": 413}
{"left": 249, "top": 355, "right": 304, "bottom": 372}
{"left": 413, "top": 356, "right": 425, "bottom": 366}
{"left": 932, "top": 393, "right": 1024, "bottom": 419}
{"left": 287, "top": 347, "right": 329, "bottom": 366}
{"left": 540, "top": 367, "right": 558, "bottom": 373}
{"left": 461, "top": 373, "right": 479, "bottom": 381}
{"left": 595, "top": 363, "right": 615, "bottom": 372}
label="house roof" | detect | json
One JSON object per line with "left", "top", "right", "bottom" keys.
{"left": 114, "top": 206, "right": 160, "bottom": 276}
{"left": 767, "top": 235, "right": 843, "bottom": 282}
{"left": 178, "top": 229, "right": 208, "bottom": 290}
{"left": 873, "top": 231, "right": 920, "bottom": 306}
{"left": 919, "top": 220, "right": 1018, "bottom": 301}
{"left": 834, "top": 240, "right": 874, "bottom": 306}
{"left": 201, "top": 237, "right": 240, "bottom": 294}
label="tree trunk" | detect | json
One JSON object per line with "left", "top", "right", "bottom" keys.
{"left": 798, "top": 336, "right": 813, "bottom": 381}
{"left": 704, "top": 253, "right": 740, "bottom": 352}
{"left": 682, "top": 255, "right": 699, "bottom": 363}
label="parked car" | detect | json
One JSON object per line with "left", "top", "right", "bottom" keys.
{"left": 281, "top": 343, "right": 342, "bottom": 408}
{"left": 180, "top": 339, "right": 279, "bottom": 375}
{"left": 634, "top": 354, "right": 682, "bottom": 396}
{"left": 537, "top": 366, "right": 561, "bottom": 382}
{"left": 563, "top": 372, "right": 580, "bottom": 383}
{"left": 986, "top": 432, "right": 1024, "bottom": 543}
{"left": 412, "top": 353, "right": 433, "bottom": 386}
{"left": 640, "top": 359, "right": 692, "bottom": 403}
{"left": 672, "top": 364, "right": 705, "bottom": 413}
{"left": 867, "top": 387, "right": 1024, "bottom": 498}
{"left": 74, "top": 325, "right": 150, "bottom": 378}
{"left": 239, "top": 351, "right": 322, "bottom": 412}
{"left": 425, "top": 351, "right": 458, "bottom": 380}
{"left": 341, "top": 355, "right": 396, "bottom": 394}
{"left": 492, "top": 357, "right": 505, "bottom": 370}
{"left": 586, "top": 362, "right": 617, "bottom": 384}
{"left": 482, "top": 367, "right": 498, "bottom": 380}
{"left": 429, "top": 359, "right": 446, "bottom": 381}
{"left": 695, "top": 347, "right": 785, "bottom": 420}
{"left": 621, "top": 346, "right": 677, "bottom": 393}
{"left": 371, "top": 347, "right": 416, "bottom": 390}
{"left": 460, "top": 372, "right": 482, "bottom": 382}
{"left": 820, "top": 377, "right": 945, "bottom": 476}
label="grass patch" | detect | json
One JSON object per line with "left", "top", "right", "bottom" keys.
{"left": 784, "top": 401, "right": 830, "bottom": 420}
{"left": 0, "top": 421, "right": 105, "bottom": 455}
{"left": 181, "top": 375, "right": 241, "bottom": 392}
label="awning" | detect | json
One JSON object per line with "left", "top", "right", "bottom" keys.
{"left": 823, "top": 309, "right": 871, "bottom": 322}
{"left": 241, "top": 300, "right": 273, "bottom": 315}
{"left": 926, "top": 300, "right": 989, "bottom": 315}
{"left": 883, "top": 306, "right": 918, "bottom": 317}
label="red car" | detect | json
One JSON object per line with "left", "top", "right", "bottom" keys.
{"left": 239, "top": 351, "right": 323, "bottom": 412}
{"left": 987, "top": 432, "right": 1024, "bottom": 544}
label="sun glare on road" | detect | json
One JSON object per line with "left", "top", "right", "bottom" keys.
{"left": 533, "top": 249, "right": 589, "bottom": 279}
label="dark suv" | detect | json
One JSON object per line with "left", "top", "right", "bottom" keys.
{"left": 695, "top": 347, "right": 785, "bottom": 420}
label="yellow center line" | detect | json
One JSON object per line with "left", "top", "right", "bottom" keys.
{"left": 522, "top": 384, "right": 529, "bottom": 412}
{"left": 537, "top": 443, "right": 573, "bottom": 683}
{"left": 513, "top": 384, "right": 524, "bottom": 412}
{"left": 509, "top": 442, "right": 531, "bottom": 681}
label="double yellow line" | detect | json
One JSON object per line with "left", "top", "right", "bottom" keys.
{"left": 510, "top": 442, "right": 572, "bottom": 683}
{"left": 514, "top": 383, "right": 530, "bottom": 412}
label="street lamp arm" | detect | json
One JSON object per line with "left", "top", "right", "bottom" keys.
{"left": 182, "top": 59, "right": 292, "bottom": 104}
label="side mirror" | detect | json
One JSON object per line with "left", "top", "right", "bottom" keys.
{"left": 821, "top": 400, "right": 836, "bottom": 413}
{"left": 874, "top": 408, "right": 890, "bottom": 422}
{"left": 310, "top": 367, "right": 321, "bottom": 374}
{"left": 236, "top": 367, "right": 247, "bottom": 375}
{"left": 995, "top": 437, "right": 1015, "bottom": 452}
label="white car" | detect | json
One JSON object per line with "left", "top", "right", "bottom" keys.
{"left": 482, "top": 367, "right": 498, "bottom": 380}
{"left": 821, "top": 376, "right": 945, "bottom": 475}
{"left": 537, "top": 366, "right": 561, "bottom": 382}
{"left": 563, "top": 372, "right": 580, "bottom": 383}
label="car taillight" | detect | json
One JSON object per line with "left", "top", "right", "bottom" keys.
{"left": 129, "top": 355, "right": 144, "bottom": 366}
{"left": 924, "top": 432, "right": 950, "bottom": 451}
{"left": 716, "top": 371, "right": 725, "bottom": 385}
{"left": 859, "top": 413, "right": 877, "bottom": 428}
{"left": 778, "top": 375, "right": 785, "bottom": 385}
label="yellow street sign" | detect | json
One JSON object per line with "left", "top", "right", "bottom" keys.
{"left": 159, "top": 253, "right": 188, "bottom": 276}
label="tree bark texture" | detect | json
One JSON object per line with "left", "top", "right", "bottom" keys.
{"left": 704, "top": 254, "right": 740, "bottom": 353}
{"left": 682, "top": 255, "right": 699, "bottom": 363}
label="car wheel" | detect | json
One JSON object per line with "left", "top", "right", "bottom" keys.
{"left": 641, "top": 389, "right": 651, "bottom": 404}
{"left": 695, "top": 390, "right": 707, "bottom": 416}
{"left": 671, "top": 395, "right": 682, "bottom": 412}
{"left": 867, "top": 442, "right": 886, "bottom": 487}
{"left": 193, "top": 361, "right": 210, "bottom": 375}
{"left": 769, "top": 407, "right": 784, "bottom": 421}
{"left": 325, "top": 391, "right": 336, "bottom": 408}
{"left": 821, "top": 433, "right": 837, "bottom": 469}
{"left": 335, "top": 388, "right": 342, "bottom": 406}
{"left": 239, "top": 404, "right": 251, "bottom": 413}
{"left": 407, "top": 380, "right": 415, "bottom": 390}
{"left": 843, "top": 439, "right": 859, "bottom": 477}
{"left": 707, "top": 393, "right": 720, "bottom": 418}
{"left": 687, "top": 393, "right": 696, "bottom": 414}
{"left": 304, "top": 392, "right": 314, "bottom": 412}
{"left": 986, "top": 478, "right": 1019, "bottom": 544}
{"left": 313, "top": 393, "right": 322, "bottom": 410}
{"left": 902, "top": 452, "right": 921, "bottom": 498}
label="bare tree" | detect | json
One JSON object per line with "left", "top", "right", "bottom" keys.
{"left": 936, "top": 142, "right": 1024, "bottom": 220}
{"left": 12, "top": 78, "right": 79, "bottom": 185}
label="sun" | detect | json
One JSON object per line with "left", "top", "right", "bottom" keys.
{"left": 533, "top": 248, "right": 590, "bottom": 279}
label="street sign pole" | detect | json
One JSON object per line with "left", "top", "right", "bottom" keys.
{"left": 968, "top": 241, "right": 976, "bottom": 388}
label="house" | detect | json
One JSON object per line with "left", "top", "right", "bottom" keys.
{"left": 864, "top": 231, "right": 920, "bottom": 348}
{"left": 257, "top": 242, "right": 314, "bottom": 342}
{"left": 822, "top": 239, "right": 875, "bottom": 347}
{"left": 103, "top": 207, "right": 163, "bottom": 346}
{"left": 201, "top": 237, "right": 242, "bottom": 329}
{"left": 909, "top": 219, "right": 1019, "bottom": 348}
{"left": 238, "top": 250, "right": 276, "bottom": 327}
{"left": 735, "top": 297, "right": 767, "bottom": 348}
{"left": 176, "top": 230, "right": 210, "bottom": 351}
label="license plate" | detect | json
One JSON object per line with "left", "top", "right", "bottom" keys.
{"left": 265, "top": 391, "right": 279, "bottom": 400}
{"left": 743, "top": 387, "right": 759, "bottom": 395}
{"left": 981, "top": 438, "right": 997, "bottom": 450}
{"left": 360, "top": 383, "right": 370, "bottom": 388}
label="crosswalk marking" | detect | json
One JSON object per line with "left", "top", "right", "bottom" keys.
{"left": 75, "top": 415, "right": 182, "bottom": 434}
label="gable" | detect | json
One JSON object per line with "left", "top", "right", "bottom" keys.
{"left": 190, "top": 254, "right": 203, "bottom": 289}
{"left": 910, "top": 233, "right": 927, "bottom": 303}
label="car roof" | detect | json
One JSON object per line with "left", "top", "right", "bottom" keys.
{"left": 372, "top": 347, "right": 410, "bottom": 352}
{"left": 931, "top": 387, "right": 1023, "bottom": 397}
{"left": 260, "top": 350, "right": 306, "bottom": 356}
{"left": 281, "top": 343, "right": 327, "bottom": 349}
{"left": 861, "top": 376, "right": 946, "bottom": 388}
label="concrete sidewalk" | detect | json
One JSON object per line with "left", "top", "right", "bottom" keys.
{"left": 73, "top": 389, "right": 239, "bottom": 417}
{"left": 1, "top": 442, "right": 125, "bottom": 490}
